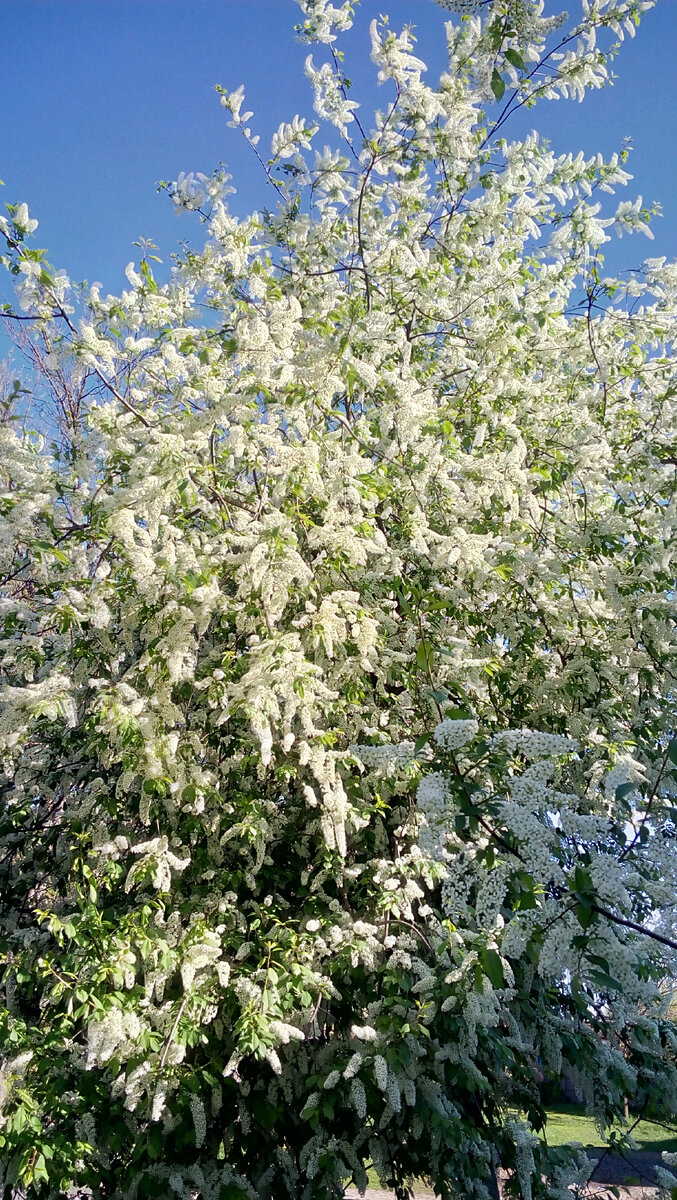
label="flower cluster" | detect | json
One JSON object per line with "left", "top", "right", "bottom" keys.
{"left": 434, "top": 717, "right": 478, "bottom": 751}
{"left": 167, "top": 170, "right": 235, "bottom": 213}
{"left": 492, "top": 729, "right": 578, "bottom": 762}
{"left": 351, "top": 741, "right": 416, "bottom": 771}
{"left": 416, "top": 772, "right": 450, "bottom": 863}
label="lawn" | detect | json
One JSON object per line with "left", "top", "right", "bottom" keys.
{"left": 538, "top": 1104, "right": 677, "bottom": 1154}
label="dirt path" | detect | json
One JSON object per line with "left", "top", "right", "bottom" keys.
{"left": 582, "top": 1147, "right": 665, "bottom": 1190}
{"left": 345, "top": 1191, "right": 658, "bottom": 1200}
{"left": 344, "top": 1150, "right": 669, "bottom": 1199}
{"left": 345, "top": 1186, "right": 659, "bottom": 1199}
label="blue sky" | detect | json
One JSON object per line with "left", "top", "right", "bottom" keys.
{"left": 1, "top": 0, "right": 675, "bottom": 357}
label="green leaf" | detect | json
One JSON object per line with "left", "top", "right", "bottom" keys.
{"left": 480, "top": 947, "right": 505, "bottom": 988}
{"left": 487, "top": 18, "right": 504, "bottom": 51}
{"left": 505, "top": 47, "right": 525, "bottom": 69}
{"left": 667, "top": 738, "right": 677, "bottom": 767}
{"left": 416, "top": 641, "right": 431, "bottom": 670}
{"left": 615, "top": 781, "right": 637, "bottom": 804}
{"left": 33, "top": 539, "right": 68, "bottom": 563}
{"left": 139, "top": 258, "right": 157, "bottom": 292}
{"left": 587, "top": 968, "right": 624, "bottom": 994}
{"left": 572, "top": 864, "right": 593, "bottom": 898}
{"left": 491, "top": 69, "right": 506, "bottom": 101}
{"left": 33, "top": 1153, "right": 49, "bottom": 1183}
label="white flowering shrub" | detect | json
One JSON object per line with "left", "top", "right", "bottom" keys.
{"left": 0, "top": 0, "right": 676, "bottom": 1197}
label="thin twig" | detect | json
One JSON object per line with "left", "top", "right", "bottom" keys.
{"left": 591, "top": 904, "right": 677, "bottom": 953}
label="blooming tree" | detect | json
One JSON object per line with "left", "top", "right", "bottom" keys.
{"left": 1, "top": 0, "right": 677, "bottom": 1197}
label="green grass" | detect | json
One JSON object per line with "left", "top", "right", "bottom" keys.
{"left": 538, "top": 1104, "right": 677, "bottom": 1154}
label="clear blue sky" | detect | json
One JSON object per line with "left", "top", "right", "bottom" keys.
{"left": 0, "top": 0, "right": 675, "bottom": 352}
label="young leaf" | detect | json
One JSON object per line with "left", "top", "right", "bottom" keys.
{"left": 491, "top": 69, "right": 506, "bottom": 100}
